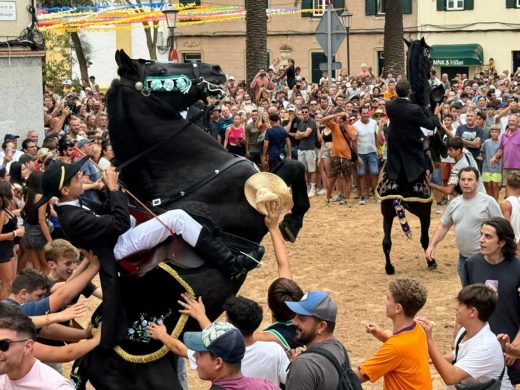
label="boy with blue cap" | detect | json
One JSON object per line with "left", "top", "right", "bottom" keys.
{"left": 183, "top": 321, "right": 280, "bottom": 389}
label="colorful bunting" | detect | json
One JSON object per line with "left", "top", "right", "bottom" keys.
{"left": 37, "top": 4, "right": 314, "bottom": 32}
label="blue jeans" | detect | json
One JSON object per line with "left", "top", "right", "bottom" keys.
{"left": 357, "top": 152, "right": 379, "bottom": 176}
{"left": 457, "top": 254, "right": 468, "bottom": 286}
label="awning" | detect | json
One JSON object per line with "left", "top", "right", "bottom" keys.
{"left": 430, "top": 44, "right": 484, "bottom": 67}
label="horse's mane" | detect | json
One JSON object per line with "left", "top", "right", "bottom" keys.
{"left": 406, "top": 39, "right": 432, "bottom": 109}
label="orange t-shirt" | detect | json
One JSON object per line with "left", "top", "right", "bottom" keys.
{"left": 383, "top": 90, "right": 397, "bottom": 100}
{"left": 359, "top": 322, "right": 432, "bottom": 390}
{"left": 326, "top": 121, "right": 356, "bottom": 159}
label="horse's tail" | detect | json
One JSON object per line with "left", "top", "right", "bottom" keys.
{"left": 393, "top": 199, "right": 412, "bottom": 239}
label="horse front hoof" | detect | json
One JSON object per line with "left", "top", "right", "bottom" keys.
{"left": 279, "top": 215, "right": 300, "bottom": 243}
{"left": 385, "top": 264, "right": 395, "bottom": 275}
{"left": 427, "top": 259, "right": 438, "bottom": 270}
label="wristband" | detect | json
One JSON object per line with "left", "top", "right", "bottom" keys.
{"left": 12, "top": 231, "right": 16, "bottom": 239}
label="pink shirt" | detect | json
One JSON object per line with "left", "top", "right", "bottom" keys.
{"left": 0, "top": 359, "right": 75, "bottom": 389}
{"left": 499, "top": 128, "right": 520, "bottom": 169}
{"left": 228, "top": 126, "right": 245, "bottom": 146}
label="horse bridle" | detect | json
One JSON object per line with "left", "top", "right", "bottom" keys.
{"left": 127, "top": 62, "right": 227, "bottom": 99}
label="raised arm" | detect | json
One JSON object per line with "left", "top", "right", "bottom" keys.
{"left": 264, "top": 200, "right": 292, "bottom": 279}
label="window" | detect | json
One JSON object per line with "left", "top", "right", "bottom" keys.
{"left": 377, "top": 0, "right": 385, "bottom": 14}
{"left": 447, "top": 0, "right": 464, "bottom": 10}
{"left": 517, "top": 0, "right": 520, "bottom": 7}
{"left": 301, "top": 0, "right": 345, "bottom": 17}
{"left": 506, "top": 0, "right": 520, "bottom": 8}
{"left": 313, "top": 0, "right": 327, "bottom": 16}
{"left": 437, "top": 0, "right": 473, "bottom": 11}
{"left": 366, "top": 0, "right": 412, "bottom": 15}
{"left": 182, "top": 53, "right": 201, "bottom": 64}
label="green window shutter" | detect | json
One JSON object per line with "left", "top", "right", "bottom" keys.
{"left": 402, "top": 0, "right": 412, "bottom": 14}
{"left": 506, "top": 0, "right": 516, "bottom": 8}
{"left": 301, "top": 0, "right": 313, "bottom": 17}
{"left": 334, "top": 0, "right": 345, "bottom": 9}
{"left": 437, "top": 0, "right": 446, "bottom": 10}
{"left": 366, "top": 0, "right": 377, "bottom": 15}
{"left": 464, "top": 0, "right": 474, "bottom": 9}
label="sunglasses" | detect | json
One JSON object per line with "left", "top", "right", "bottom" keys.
{"left": 0, "top": 339, "right": 29, "bottom": 352}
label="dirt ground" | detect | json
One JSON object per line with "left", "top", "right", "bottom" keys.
{"left": 71, "top": 195, "right": 463, "bottom": 389}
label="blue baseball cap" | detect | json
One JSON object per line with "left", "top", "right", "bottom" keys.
{"left": 183, "top": 321, "right": 245, "bottom": 363}
{"left": 285, "top": 290, "right": 337, "bottom": 322}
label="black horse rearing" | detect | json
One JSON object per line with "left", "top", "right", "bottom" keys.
{"left": 73, "top": 50, "right": 309, "bottom": 389}
{"left": 376, "top": 38, "right": 445, "bottom": 275}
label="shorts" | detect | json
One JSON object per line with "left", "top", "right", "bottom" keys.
{"left": 321, "top": 146, "right": 331, "bottom": 160}
{"left": 357, "top": 152, "right": 379, "bottom": 176}
{"left": 22, "top": 224, "right": 47, "bottom": 251}
{"left": 482, "top": 171, "right": 502, "bottom": 183}
{"left": 503, "top": 168, "right": 520, "bottom": 185}
{"left": 330, "top": 157, "right": 352, "bottom": 177}
{"left": 440, "top": 162, "right": 454, "bottom": 181}
{"left": 0, "top": 241, "right": 14, "bottom": 263}
{"left": 298, "top": 149, "right": 316, "bottom": 173}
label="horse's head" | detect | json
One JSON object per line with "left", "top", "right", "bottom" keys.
{"left": 115, "top": 49, "right": 227, "bottom": 112}
{"left": 405, "top": 37, "right": 432, "bottom": 109}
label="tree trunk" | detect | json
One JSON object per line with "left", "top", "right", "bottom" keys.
{"left": 70, "top": 31, "right": 89, "bottom": 83}
{"left": 383, "top": 0, "right": 404, "bottom": 78}
{"left": 142, "top": 21, "right": 157, "bottom": 60}
{"left": 245, "top": 0, "right": 268, "bottom": 86}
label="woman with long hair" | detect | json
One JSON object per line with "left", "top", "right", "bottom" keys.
{"left": 98, "top": 141, "right": 114, "bottom": 171}
{"left": 21, "top": 171, "right": 52, "bottom": 273}
{"left": 224, "top": 114, "right": 248, "bottom": 158}
{"left": 0, "top": 181, "right": 25, "bottom": 299}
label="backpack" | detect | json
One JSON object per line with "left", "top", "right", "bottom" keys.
{"left": 303, "top": 344, "right": 362, "bottom": 390}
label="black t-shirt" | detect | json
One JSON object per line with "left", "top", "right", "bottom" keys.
{"left": 37, "top": 281, "right": 97, "bottom": 347}
{"left": 282, "top": 118, "right": 300, "bottom": 147}
{"left": 264, "top": 321, "right": 302, "bottom": 350}
{"left": 464, "top": 254, "right": 520, "bottom": 340}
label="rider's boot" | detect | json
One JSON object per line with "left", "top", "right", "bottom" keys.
{"left": 195, "top": 227, "right": 264, "bottom": 279}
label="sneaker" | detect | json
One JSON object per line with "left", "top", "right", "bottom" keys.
{"left": 338, "top": 199, "right": 345, "bottom": 205}
{"left": 316, "top": 188, "right": 326, "bottom": 196}
{"left": 308, "top": 188, "right": 316, "bottom": 198}
{"left": 331, "top": 194, "right": 344, "bottom": 202}
{"left": 358, "top": 195, "right": 366, "bottom": 205}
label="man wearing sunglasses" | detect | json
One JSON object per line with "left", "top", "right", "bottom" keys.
{"left": 0, "top": 303, "right": 75, "bottom": 388}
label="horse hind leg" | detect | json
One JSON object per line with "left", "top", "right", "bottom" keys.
{"left": 417, "top": 202, "right": 437, "bottom": 270}
{"left": 381, "top": 201, "right": 395, "bottom": 275}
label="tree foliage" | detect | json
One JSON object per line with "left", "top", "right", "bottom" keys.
{"left": 37, "top": 0, "right": 94, "bottom": 83}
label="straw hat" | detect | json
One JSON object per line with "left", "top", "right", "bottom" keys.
{"left": 36, "top": 147, "right": 53, "bottom": 161}
{"left": 244, "top": 172, "right": 293, "bottom": 216}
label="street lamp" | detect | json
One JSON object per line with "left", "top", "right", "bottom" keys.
{"left": 340, "top": 10, "right": 353, "bottom": 76}
{"left": 162, "top": 5, "right": 179, "bottom": 62}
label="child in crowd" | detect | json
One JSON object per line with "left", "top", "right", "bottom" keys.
{"left": 481, "top": 125, "right": 502, "bottom": 200}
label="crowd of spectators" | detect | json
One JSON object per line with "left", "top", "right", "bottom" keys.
{"left": 0, "top": 56, "right": 519, "bottom": 389}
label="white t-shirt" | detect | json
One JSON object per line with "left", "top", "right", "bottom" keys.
{"left": 354, "top": 119, "right": 378, "bottom": 154}
{"left": 448, "top": 324, "right": 513, "bottom": 390}
{"left": 506, "top": 195, "right": 520, "bottom": 243}
{"left": 0, "top": 359, "right": 75, "bottom": 389}
{"left": 441, "top": 191, "right": 503, "bottom": 257}
{"left": 241, "top": 341, "right": 289, "bottom": 385}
